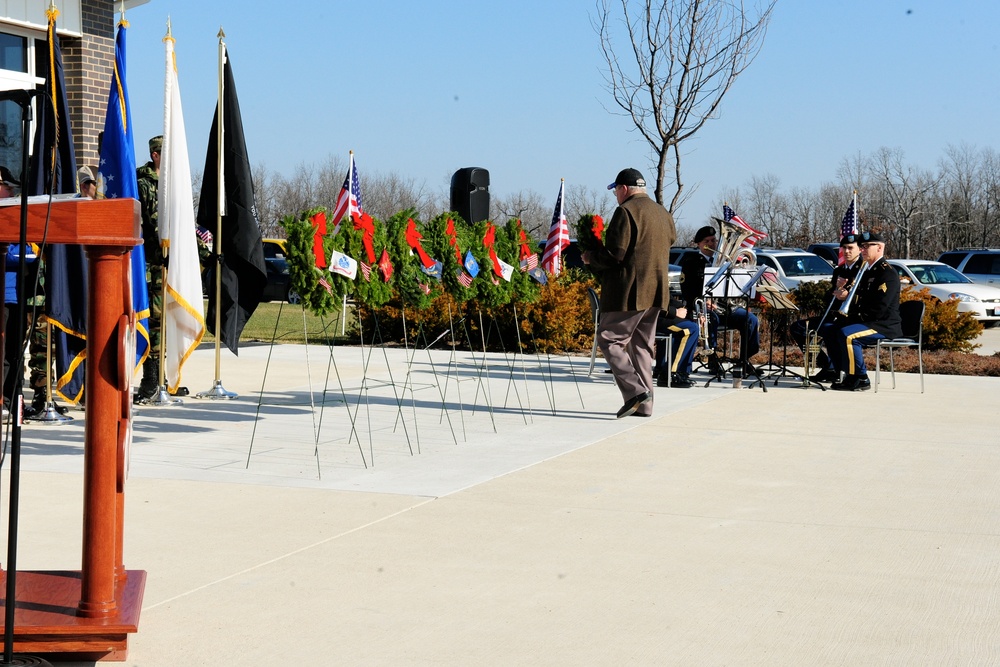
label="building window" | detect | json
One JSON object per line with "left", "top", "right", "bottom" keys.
{"left": 0, "top": 28, "right": 43, "bottom": 181}
{"left": 0, "top": 32, "right": 27, "bottom": 73}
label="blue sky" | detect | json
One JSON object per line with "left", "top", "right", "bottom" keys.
{"left": 122, "top": 1, "right": 1000, "bottom": 232}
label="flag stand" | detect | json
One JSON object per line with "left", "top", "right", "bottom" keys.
{"left": 23, "top": 320, "right": 72, "bottom": 424}
{"left": 196, "top": 29, "right": 237, "bottom": 402}
{"left": 145, "top": 266, "right": 181, "bottom": 406}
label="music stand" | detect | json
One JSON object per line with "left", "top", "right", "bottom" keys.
{"left": 702, "top": 264, "right": 765, "bottom": 392}
{"left": 751, "top": 271, "right": 824, "bottom": 391}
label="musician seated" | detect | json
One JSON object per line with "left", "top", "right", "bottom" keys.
{"left": 821, "top": 231, "right": 901, "bottom": 392}
{"left": 680, "top": 225, "right": 760, "bottom": 375}
{"left": 654, "top": 299, "right": 699, "bottom": 388}
{"left": 789, "top": 233, "right": 862, "bottom": 382}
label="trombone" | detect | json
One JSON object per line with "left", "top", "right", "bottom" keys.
{"left": 837, "top": 261, "right": 869, "bottom": 318}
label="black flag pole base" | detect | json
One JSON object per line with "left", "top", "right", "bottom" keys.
{"left": 0, "top": 654, "right": 54, "bottom": 666}
{"left": 23, "top": 402, "right": 73, "bottom": 425}
{"left": 144, "top": 386, "right": 183, "bottom": 407}
{"left": 195, "top": 380, "right": 238, "bottom": 400}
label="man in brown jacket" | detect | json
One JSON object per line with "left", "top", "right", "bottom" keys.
{"left": 583, "top": 168, "right": 676, "bottom": 418}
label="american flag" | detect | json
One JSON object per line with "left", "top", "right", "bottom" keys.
{"left": 838, "top": 196, "right": 858, "bottom": 265}
{"left": 723, "top": 204, "right": 766, "bottom": 249}
{"left": 360, "top": 261, "right": 372, "bottom": 281}
{"left": 541, "top": 180, "right": 570, "bottom": 275}
{"left": 457, "top": 270, "right": 473, "bottom": 288}
{"left": 331, "top": 151, "right": 362, "bottom": 230}
{"left": 419, "top": 282, "right": 431, "bottom": 295}
{"left": 520, "top": 253, "right": 539, "bottom": 271}
{"left": 196, "top": 225, "right": 214, "bottom": 247}
{"left": 318, "top": 276, "right": 333, "bottom": 294}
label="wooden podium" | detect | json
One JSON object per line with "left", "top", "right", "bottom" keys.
{"left": 0, "top": 197, "right": 146, "bottom": 661}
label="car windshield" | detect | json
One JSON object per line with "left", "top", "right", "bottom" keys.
{"left": 907, "top": 263, "right": 972, "bottom": 285}
{"left": 775, "top": 255, "right": 833, "bottom": 276}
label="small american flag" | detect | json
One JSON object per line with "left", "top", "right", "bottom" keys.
{"left": 457, "top": 270, "right": 473, "bottom": 288}
{"left": 723, "top": 204, "right": 766, "bottom": 249}
{"left": 196, "top": 225, "right": 213, "bottom": 247}
{"left": 360, "top": 261, "right": 372, "bottom": 281}
{"left": 331, "top": 152, "right": 362, "bottom": 230}
{"left": 419, "top": 282, "right": 431, "bottom": 295}
{"left": 838, "top": 196, "right": 858, "bottom": 264}
{"left": 541, "top": 180, "right": 570, "bottom": 275}
{"left": 317, "top": 276, "right": 333, "bottom": 294}
{"left": 520, "top": 253, "right": 539, "bottom": 271}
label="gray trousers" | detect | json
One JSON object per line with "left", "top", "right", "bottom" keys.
{"left": 597, "top": 307, "right": 659, "bottom": 415}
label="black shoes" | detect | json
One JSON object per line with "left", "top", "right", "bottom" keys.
{"left": 616, "top": 392, "right": 651, "bottom": 419}
{"left": 171, "top": 386, "right": 190, "bottom": 397}
{"left": 831, "top": 374, "right": 871, "bottom": 391}
{"left": 810, "top": 368, "right": 838, "bottom": 383}
{"left": 658, "top": 374, "right": 693, "bottom": 388}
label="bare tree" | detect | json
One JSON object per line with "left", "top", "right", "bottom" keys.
{"left": 492, "top": 189, "right": 548, "bottom": 238}
{"left": 595, "top": 0, "right": 776, "bottom": 212}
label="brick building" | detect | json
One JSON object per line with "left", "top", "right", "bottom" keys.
{"left": 0, "top": 0, "right": 148, "bottom": 180}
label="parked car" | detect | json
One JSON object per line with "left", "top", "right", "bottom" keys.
{"left": 807, "top": 242, "right": 840, "bottom": 267}
{"left": 936, "top": 249, "right": 1000, "bottom": 286}
{"left": 261, "top": 238, "right": 299, "bottom": 303}
{"left": 888, "top": 259, "right": 1000, "bottom": 326}
{"left": 754, "top": 248, "right": 833, "bottom": 290}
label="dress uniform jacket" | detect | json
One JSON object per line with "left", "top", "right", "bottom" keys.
{"left": 680, "top": 251, "right": 710, "bottom": 315}
{"left": 848, "top": 256, "right": 902, "bottom": 338}
{"left": 588, "top": 192, "right": 676, "bottom": 313}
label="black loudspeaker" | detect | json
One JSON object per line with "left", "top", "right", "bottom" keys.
{"left": 450, "top": 167, "right": 490, "bottom": 224}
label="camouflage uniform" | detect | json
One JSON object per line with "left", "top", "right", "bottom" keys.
{"left": 136, "top": 136, "right": 163, "bottom": 398}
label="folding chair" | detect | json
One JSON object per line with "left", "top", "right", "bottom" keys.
{"left": 874, "top": 300, "right": 925, "bottom": 393}
{"left": 587, "top": 287, "right": 601, "bottom": 376}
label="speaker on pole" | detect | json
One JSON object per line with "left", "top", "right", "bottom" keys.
{"left": 450, "top": 167, "right": 490, "bottom": 224}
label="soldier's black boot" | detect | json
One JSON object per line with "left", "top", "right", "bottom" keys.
{"left": 134, "top": 358, "right": 158, "bottom": 404}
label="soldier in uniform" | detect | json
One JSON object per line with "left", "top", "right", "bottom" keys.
{"left": 823, "top": 231, "right": 901, "bottom": 392}
{"left": 135, "top": 135, "right": 188, "bottom": 401}
{"left": 679, "top": 225, "right": 760, "bottom": 376}
{"left": 789, "top": 233, "right": 863, "bottom": 382}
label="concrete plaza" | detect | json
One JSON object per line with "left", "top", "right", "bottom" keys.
{"left": 3, "top": 335, "right": 998, "bottom": 665}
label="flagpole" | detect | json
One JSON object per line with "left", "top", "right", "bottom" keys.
{"left": 198, "top": 27, "right": 237, "bottom": 400}
{"left": 149, "top": 19, "right": 181, "bottom": 407}
{"left": 853, "top": 189, "right": 860, "bottom": 233}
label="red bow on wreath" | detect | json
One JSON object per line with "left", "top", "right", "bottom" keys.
{"left": 351, "top": 211, "right": 377, "bottom": 264}
{"left": 517, "top": 226, "right": 533, "bottom": 261}
{"left": 483, "top": 222, "right": 503, "bottom": 278}
{"left": 591, "top": 215, "right": 605, "bottom": 243}
{"left": 310, "top": 210, "right": 328, "bottom": 268}
{"left": 405, "top": 218, "right": 435, "bottom": 268}
{"left": 445, "top": 218, "right": 463, "bottom": 264}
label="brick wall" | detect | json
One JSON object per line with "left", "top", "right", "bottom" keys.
{"left": 63, "top": 0, "right": 115, "bottom": 171}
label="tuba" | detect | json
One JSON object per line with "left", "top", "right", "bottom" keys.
{"left": 711, "top": 217, "right": 757, "bottom": 268}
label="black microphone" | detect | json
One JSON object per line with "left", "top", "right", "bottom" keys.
{"left": 0, "top": 89, "right": 42, "bottom": 105}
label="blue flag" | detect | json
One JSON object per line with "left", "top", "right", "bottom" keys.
{"left": 99, "top": 21, "right": 150, "bottom": 369}
{"left": 28, "top": 8, "right": 87, "bottom": 403}
{"left": 464, "top": 250, "right": 480, "bottom": 278}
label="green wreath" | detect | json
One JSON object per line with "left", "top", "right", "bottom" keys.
{"left": 336, "top": 212, "right": 394, "bottom": 308}
{"left": 424, "top": 211, "right": 479, "bottom": 303}
{"left": 469, "top": 219, "right": 515, "bottom": 309}
{"left": 280, "top": 207, "right": 342, "bottom": 317}
{"left": 385, "top": 209, "right": 442, "bottom": 310}
{"left": 502, "top": 218, "right": 540, "bottom": 304}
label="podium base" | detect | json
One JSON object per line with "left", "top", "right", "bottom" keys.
{"left": 143, "top": 386, "right": 183, "bottom": 407}
{"left": 0, "top": 570, "right": 145, "bottom": 662}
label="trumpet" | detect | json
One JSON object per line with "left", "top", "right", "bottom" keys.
{"left": 837, "top": 261, "right": 869, "bottom": 318}
{"left": 694, "top": 298, "right": 713, "bottom": 359}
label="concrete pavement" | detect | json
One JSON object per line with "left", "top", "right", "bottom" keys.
{"left": 3, "top": 341, "right": 999, "bottom": 665}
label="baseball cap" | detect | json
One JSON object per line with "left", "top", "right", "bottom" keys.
{"left": 607, "top": 168, "right": 646, "bottom": 190}
{"left": 78, "top": 166, "right": 96, "bottom": 186}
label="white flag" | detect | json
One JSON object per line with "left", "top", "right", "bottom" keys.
{"left": 329, "top": 249, "right": 358, "bottom": 280}
{"left": 159, "top": 31, "right": 205, "bottom": 391}
{"left": 498, "top": 258, "right": 515, "bottom": 282}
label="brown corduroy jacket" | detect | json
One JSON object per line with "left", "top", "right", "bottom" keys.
{"left": 588, "top": 192, "right": 676, "bottom": 313}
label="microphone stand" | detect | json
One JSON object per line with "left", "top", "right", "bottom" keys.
{"left": 1, "top": 89, "right": 54, "bottom": 667}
